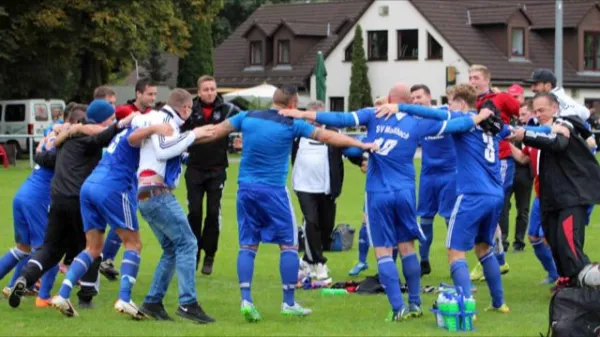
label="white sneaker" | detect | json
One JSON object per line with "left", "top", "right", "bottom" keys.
{"left": 579, "top": 263, "right": 600, "bottom": 287}
{"left": 315, "top": 263, "right": 330, "bottom": 281}
{"left": 115, "top": 299, "right": 146, "bottom": 320}
{"left": 281, "top": 302, "right": 312, "bottom": 316}
{"left": 51, "top": 295, "right": 78, "bottom": 317}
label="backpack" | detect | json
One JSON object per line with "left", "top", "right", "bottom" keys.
{"left": 329, "top": 224, "right": 355, "bottom": 251}
{"left": 546, "top": 287, "right": 600, "bottom": 337}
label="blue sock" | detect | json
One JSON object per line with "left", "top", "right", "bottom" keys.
{"left": 8, "top": 256, "right": 30, "bottom": 287}
{"left": 531, "top": 239, "right": 559, "bottom": 280}
{"left": 280, "top": 249, "right": 299, "bottom": 306}
{"left": 39, "top": 265, "right": 59, "bottom": 300}
{"left": 358, "top": 224, "right": 369, "bottom": 264}
{"left": 392, "top": 247, "right": 398, "bottom": 263}
{"left": 102, "top": 228, "right": 122, "bottom": 261}
{"left": 377, "top": 256, "right": 405, "bottom": 312}
{"left": 58, "top": 251, "right": 93, "bottom": 299}
{"left": 450, "top": 259, "right": 472, "bottom": 298}
{"left": 419, "top": 217, "right": 434, "bottom": 262}
{"left": 119, "top": 250, "right": 140, "bottom": 302}
{"left": 237, "top": 249, "right": 256, "bottom": 303}
{"left": 495, "top": 251, "right": 506, "bottom": 266}
{"left": 480, "top": 251, "right": 504, "bottom": 308}
{"left": 0, "top": 248, "right": 29, "bottom": 280}
{"left": 401, "top": 253, "right": 421, "bottom": 305}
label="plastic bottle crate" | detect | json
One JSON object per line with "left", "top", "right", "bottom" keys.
{"left": 429, "top": 308, "right": 476, "bottom": 332}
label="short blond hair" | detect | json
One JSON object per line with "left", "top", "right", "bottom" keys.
{"left": 167, "top": 88, "right": 193, "bottom": 110}
{"left": 197, "top": 75, "right": 216, "bottom": 89}
{"left": 469, "top": 64, "right": 491, "bottom": 80}
{"left": 447, "top": 84, "right": 477, "bottom": 108}
{"left": 374, "top": 96, "right": 388, "bottom": 106}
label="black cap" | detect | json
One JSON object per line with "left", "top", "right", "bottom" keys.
{"left": 525, "top": 68, "right": 557, "bottom": 87}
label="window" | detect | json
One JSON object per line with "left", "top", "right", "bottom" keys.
{"left": 584, "top": 32, "right": 600, "bottom": 71}
{"left": 344, "top": 42, "right": 353, "bottom": 62}
{"left": 5, "top": 104, "right": 25, "bottom": 122}
{"left": 34, "top": 103, "right": 48, "bottom": 121}
{"left": 329, "top": 97, "right": 344, "bottom": 111}
{"left": 511, "top": 28, "right": 525, "bottom": 57}
{"left": 278, "top": 40, "right": 290, "bottom": 64}
{"left": 397, "top": 29, "right": 418, "bottom": 60}
{"left": 441, "top": 96, "right": 448, "bottom": 105}
{"left": 250, "top": 41, "right": 262, "bottom": 65}
{"left": 427, "top": 32, "right": 443, "bottom": 60}
{"left": 367, "top": 30, "right": 388, "bottom": 61}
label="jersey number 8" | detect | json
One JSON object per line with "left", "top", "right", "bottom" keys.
{"left": 106, "top": 129, "right": 128, "bottom": 154}
{"left": 482, "top": 133, "right": 495, "bottom": 163}
{"left": 374, "top": 138, "right": 398, "bottom": 156}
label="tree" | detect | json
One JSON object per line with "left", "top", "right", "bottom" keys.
{"left": 0, "top": 0, "right": 224, "bottom": 101}
{"left": 348, "top": 24, "right": 373, "bottom": 111}
{"left": 141, "top": 42, "right": 172, "bottom": 84}
{"left": 178, "top": 20, "right": 214, "bottom": 88}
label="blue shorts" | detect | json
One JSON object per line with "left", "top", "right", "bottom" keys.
{"left": 528, "top": 197, "right": 544, "bottom": 238}
{"left": 80, "top": 181, "right": 139, "bottom": 233}
{"left": 446, "top": 193, "right": 504, "bottom": 251}
{"left": 417, "top": 172, "right": 456, "bottom": 219}
{"left": 500, "top": 158, "right": 515, "bottom": 195}
{"left": 365, "top": 189, "right": 424, "bottom": 247}
{"left": 237, "top": 184, "right": 297, "bottom": 246}
{"left": 13, "top": 196, "right": 49, "bottom": 247}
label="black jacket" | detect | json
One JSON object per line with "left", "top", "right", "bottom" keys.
{"left": 523, "top": 116, "right": 600, "bottom": 213}
{"left": 182, "top": 95, "right": 240, "bottom": 170}
{"left": 291, "top": 128, "right": 364, "bottom": 199}
{"left": 51, "top": 124, "right": 119, "bottom": 198}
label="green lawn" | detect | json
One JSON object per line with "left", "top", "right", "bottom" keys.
{"left": 0, "top": 158, "right": 598, "bottom": 336}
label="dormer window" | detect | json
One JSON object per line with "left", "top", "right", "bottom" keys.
{"left": 250, "top": 41, "right": 263, "bottom": 65}
{"left": 278, "top": 40, "right": 290, "bottom": 64}
{"left": 511, "top": 28, "right": 525, "bottom": 57}
{"left": 584, "top": 31, "right": 599, "bottom": 71}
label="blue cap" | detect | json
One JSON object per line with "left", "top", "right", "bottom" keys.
{"left": 86, "top": 99, "right": 115, "bottom": 124}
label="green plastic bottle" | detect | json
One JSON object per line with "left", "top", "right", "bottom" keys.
{"left": 320, "top": 288, "right": 347, "bottom": 296}
{"left": 463, "top": 296, "right": 476, "bottom": 331}
{"left": 445, "top": 297, "right": 459, "bottom": 332}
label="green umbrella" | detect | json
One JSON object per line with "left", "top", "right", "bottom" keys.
{"left": 315, "top": 51, "right": 327, "bottom": 102}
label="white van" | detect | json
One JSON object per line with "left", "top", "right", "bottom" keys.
{"left": 0, "top": 99, "right": 66, "bottom": 153}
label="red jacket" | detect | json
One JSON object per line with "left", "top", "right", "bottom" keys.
{"left": 476, "top": 92, "right": 520, "bottom": 159}
{"left": 115, "top": 102, "right": 151, "bottom": 121}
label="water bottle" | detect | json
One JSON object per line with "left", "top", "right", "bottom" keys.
{"left": 445, "top": 296, "right": 460, "bottom": 332}
{"left": 463, "top": 296, "right": 476, "bottom": 331}
{"left": 434, "top": 295, "right": 446, "bottom": 328}
{"left": 321, "top": 288, "right": 347, "bottom": 296}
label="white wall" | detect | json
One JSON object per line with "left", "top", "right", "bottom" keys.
{"left": 313, "top": 0, "right": 470, "bottom": 110}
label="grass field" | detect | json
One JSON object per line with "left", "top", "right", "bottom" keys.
{"left": 0, "top": 158, "right": 598, "bottom": 336}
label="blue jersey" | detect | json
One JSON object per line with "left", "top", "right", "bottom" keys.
{"left": 398, "top": 104, "right": 504, "bottom": 197}
{"left": 315, "top": 108, "right": 475, "bottom": 192}
{"left": 228, "top": 109, "right": 315, "bottom": 186}
{"left": 421, "top": 105, "right": 456, "bottom": 175}
{"left": 86, "top": 127, "right": 140, "bottom": 187}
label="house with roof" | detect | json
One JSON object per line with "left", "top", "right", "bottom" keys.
{"left": 214, "top": 0, "right": 600, "bottom": 111}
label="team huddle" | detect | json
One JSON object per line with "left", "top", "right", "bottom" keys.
{"left": 0, "top": 63, "right": 597, "bottom": 325}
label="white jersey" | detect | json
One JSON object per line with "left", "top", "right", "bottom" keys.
{"left": 551, "top": 87, "right": 590, "bottom": 121}
{"left": 137, "top": 105, "right": 196, "bottom": 188}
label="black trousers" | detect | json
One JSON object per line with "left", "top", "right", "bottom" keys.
{"left": 499, "top": 165, "right": 533, "bottom": 249}
{"left": 542, "top": 206, "right": 590, "bottom": 279}
{"left": 21, "top": 197, "right": 100, "bottom": 301}
{"left": 296, "top": 191, "right": 336, "bottom": 265}
{"left": 185, "top": 167, "right": 226, "bottom": 268}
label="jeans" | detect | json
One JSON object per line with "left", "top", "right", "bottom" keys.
{"left": 138, "top": 193, "right": 198, "bottom": 305}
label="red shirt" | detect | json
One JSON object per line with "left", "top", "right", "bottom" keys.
{"left": 521, "top": 146, "right": 540, "bottom": 197}
{"left": 476, "top": 92, "right": 520, "bottom": 159}
{"left": 115, "top": 103, "right": 151, "bottom": 121}
{"left": 202, "top": 105, "right": 214, "bottom": 120}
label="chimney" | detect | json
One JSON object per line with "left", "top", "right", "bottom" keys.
{"left": 327, "top": 22, "right": 331, "bottom": 36}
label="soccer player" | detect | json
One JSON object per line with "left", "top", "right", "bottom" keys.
{"left": 468, "top": 64, "right": 519, "bottom": 280}
{"left": 376, "top": 83, "right": 511, "bottom": 313}
{"left": 8, "top": 100, "right": 130, "bottom": 310}
{"left": 50, "top": 115, "right": 172, "bottom": 318}
{"left": 197, "top": 86, "right": 377, "bottom": 322}
{"left": 135, "top": 89, "right": 216, "bottom": 323}
{"left": 410, "top": 84, "right": 456, "bottom": 276}
{"left": 100, "top": 79, "right": 157, "bottom": 281}
{"left": 510, "top": 102, "right": 559, "bottom": 285}
{"left": 281, "top": 83, "right": 493, "bottom": 321}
